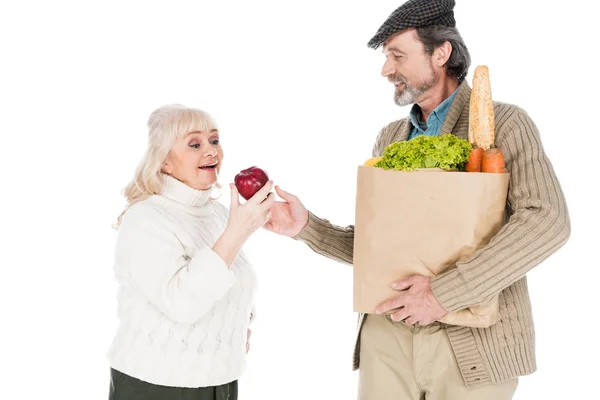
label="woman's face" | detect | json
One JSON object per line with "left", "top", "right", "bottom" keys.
{"left": 162, "top": 129, "right": 223, "bottom": 190}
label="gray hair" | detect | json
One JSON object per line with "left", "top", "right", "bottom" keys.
{"left": 415, "top": 26, "right": 471, "bottom": 81}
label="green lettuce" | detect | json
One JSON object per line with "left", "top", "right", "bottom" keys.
{"left": 374, "top": 134, "right": 472, "bottom": 171}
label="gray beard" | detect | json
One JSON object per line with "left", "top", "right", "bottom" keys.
{"left": 394, "top": 76, "right": 438, "bottom": 106}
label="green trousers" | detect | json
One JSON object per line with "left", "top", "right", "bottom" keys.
{"left": 108, "top": 368, "right": 238, "bottom": 400}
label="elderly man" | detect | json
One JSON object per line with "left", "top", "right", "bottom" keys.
{"left": 264, "top": 0, "right": 570, "bottom": 399}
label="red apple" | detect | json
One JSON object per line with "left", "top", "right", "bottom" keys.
{"left": 234, "top": 166, "right": 269, "bottom": 200}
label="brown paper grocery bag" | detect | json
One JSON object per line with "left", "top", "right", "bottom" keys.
{"left": 353, "top": 166, "right": 509, "bottom": 328}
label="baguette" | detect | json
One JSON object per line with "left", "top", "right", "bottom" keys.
{"left": 468, "top": 65, "right": 495, "bottom": 150}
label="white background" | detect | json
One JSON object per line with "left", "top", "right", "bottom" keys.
{"left": 1, "top": 1, "right": 598, "bottom": 399}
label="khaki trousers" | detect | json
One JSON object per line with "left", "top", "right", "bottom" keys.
{"left": 358, "top": 314, "right": 518, "bottom": 400}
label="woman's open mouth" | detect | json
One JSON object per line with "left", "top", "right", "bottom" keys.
{"left": 199, "top": 162, "right": 218, "bottom": 169}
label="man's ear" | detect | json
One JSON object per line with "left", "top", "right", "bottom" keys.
{"left": 434, "top": 41, "right": 452, "bottom": 68}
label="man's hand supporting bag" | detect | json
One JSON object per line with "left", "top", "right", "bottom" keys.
{"left": 375, "top": 275, "right": 448, "bottom": 325}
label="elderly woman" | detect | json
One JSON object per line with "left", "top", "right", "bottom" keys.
{"left": 107, "top": 104, "right": 273, "bottom": 399}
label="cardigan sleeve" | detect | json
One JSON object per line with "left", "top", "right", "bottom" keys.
{"left": 430, "top": 108, "right": 571, "bottom": 312}
{"left": 293, "top": 211, "right": 354, "bottom": 265}
{"left": 115, "top": 204, "right": 236, "bottom": 324}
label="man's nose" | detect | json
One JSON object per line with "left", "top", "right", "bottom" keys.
{"left": 381, "top": 58, "right": 395, "bottom": 78}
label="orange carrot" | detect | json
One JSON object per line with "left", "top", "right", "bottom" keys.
{"left": 465, "top": 147, "right": 484, "bottom": 172}
{"left": 481, "top": 147, "right": 506, "bottom": 173}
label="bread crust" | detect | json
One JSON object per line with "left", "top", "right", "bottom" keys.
{"left": 469, "top": 65, "right": 495, "bottom": 150}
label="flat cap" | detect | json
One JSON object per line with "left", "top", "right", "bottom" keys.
{"left": 367, "top": 0, "right": 456, "bottom": 49}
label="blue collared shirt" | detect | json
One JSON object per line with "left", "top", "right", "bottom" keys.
{"left": 408, "top": 88, "right": 459, "bottom": 140}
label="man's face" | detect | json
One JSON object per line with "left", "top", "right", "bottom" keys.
{"left": 381, "top": 29, "right": 438, "bottom": 106}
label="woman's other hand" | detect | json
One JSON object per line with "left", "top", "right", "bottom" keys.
{"left": 246, "top": 328, "right": 251, "bottom": 354}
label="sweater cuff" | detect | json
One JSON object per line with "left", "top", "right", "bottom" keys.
{"left": 430, "top": 268, "right": 466, "bottom": 313}
{"left": 188, "top": 247, "right": 236, "bottom": 301}
{"left": 293, "top": 211, "right": 326, "bottom": 241}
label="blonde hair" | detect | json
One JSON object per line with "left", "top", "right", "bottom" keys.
{"left": 115, "top": 104, "right": 220, "bottom": 227}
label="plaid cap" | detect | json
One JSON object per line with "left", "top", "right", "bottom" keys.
{"left": 367, "top": 0, "right": 456, "bottom": 49}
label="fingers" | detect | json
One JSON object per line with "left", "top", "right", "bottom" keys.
{"left": 390, "top": 307, "right": 420, "bottom": 325}
{"left": 375, "top": 293, "right": 406, "bottom": 314}
{"left": 229, "top": 184, "right": 240, "bottom": 208}
{"left": 391, "top": 275, "right": 416, "bottom": 291}
{"left": 248, "top": 180, "right": 274, "bottom": 205}
{"left": 246, "top": 329, "right": 252, "bottom": 353}
{"left": 275, "top": 185, "right": 299, "bottom": 203}
{"left": 390, "top": 307, "right": 409, "bottom": 322}
{"left": 260, "top": 192, "right": 276, "bottom": 211}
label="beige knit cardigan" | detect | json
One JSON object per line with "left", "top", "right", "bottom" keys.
{"left": 295, "top": 81, "right": 571, "bottom": 387}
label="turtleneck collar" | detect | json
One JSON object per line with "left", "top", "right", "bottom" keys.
{"left": 160, "top": 174, "right": 213, "bottom": 208}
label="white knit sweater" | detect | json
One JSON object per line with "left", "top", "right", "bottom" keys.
{"left": 107, "top": 175, "right": 257, "bottom": 388}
